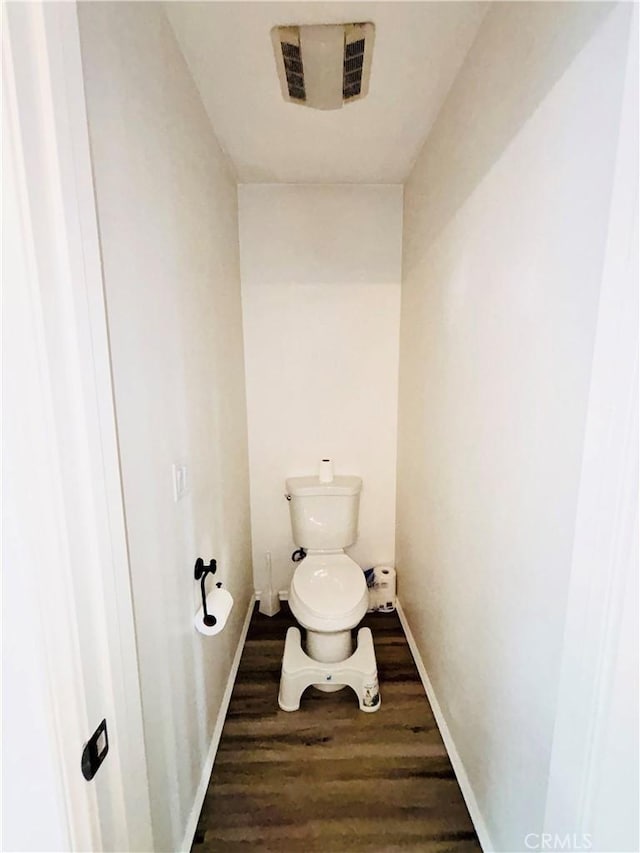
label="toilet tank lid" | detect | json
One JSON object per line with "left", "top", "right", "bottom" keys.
{"left": 286, "top": 475, "right": 362, "bottom": 497}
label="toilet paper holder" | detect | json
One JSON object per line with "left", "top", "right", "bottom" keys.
{"left": 194, "top": 558, "right": 221, "bottom": 627}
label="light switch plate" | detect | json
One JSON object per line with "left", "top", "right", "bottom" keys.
{"left": 172, "top": 463, "right": 188, "bottom": 502}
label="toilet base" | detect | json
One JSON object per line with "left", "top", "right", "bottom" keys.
{"left": 278, "top": 626, "right": 380, "bottom": 713}
{"left": 306, "top": 629, "right": 352, "bottom": 691}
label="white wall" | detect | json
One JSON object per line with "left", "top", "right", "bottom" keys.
{"left": 78, "top": 4, "right": 252, "bottom": 851}
{"left": 397, "top": 4, "right": 633, "bottom": 851}
{"left": 238, "top": 184, "right": 402, "bottom": 593}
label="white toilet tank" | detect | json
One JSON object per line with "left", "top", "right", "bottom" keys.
{"left": 286, "top": 475, "right": 362, "bottom": 550}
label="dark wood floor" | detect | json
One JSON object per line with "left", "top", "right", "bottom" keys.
{"left": 192, "top": 604, "right": 480, "bottom": 852}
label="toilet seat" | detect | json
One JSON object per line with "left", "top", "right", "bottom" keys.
{"left": 289, "top": 553, "right": 368, "bottom": 632}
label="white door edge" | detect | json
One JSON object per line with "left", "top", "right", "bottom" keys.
{"left": 3, "top": 2, "right": 153, "bottom": 850}
{"left": 543, "top": 6, "right": 639, "bottom": 846}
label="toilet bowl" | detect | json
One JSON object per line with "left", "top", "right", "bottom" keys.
{"left": 289, "top": 552, "right": 368, "bottom": 689}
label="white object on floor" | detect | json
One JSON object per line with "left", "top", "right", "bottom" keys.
{"left": 278, "top": 626, "right": 380, "bottom": 712}
{"left": 367, "top": 565, "right": 397, "bottom": 612}
{"left": 258, "top": 551, "right": 280, "bottom": 617}
{"left": 194, "top": 587, "right": 233, "bottom": 636}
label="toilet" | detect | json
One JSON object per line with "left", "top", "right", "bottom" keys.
{"left": 278, "top": 474, "right": 380, "bottom": 712}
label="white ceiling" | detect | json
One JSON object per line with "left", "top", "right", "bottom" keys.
{"left": 166, "top": 2, "right": 487, "bottom": 184}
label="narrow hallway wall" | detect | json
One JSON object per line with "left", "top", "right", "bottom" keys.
{"left": 238, "top": 184, "right": 402, "bottom": 594}
{"left": 397, "top": 3, "right": 633, "bottom": 850}
{"left": 78, "top": 3, "right": 252, "bottom": 850}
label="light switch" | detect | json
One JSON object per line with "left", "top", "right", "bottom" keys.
{"left": 172, "top": 464, "right": 188, "bottom": 502}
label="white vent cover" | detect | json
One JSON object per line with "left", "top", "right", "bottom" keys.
{"left": 271, "top": 23, "right": 375, "bottom": 110}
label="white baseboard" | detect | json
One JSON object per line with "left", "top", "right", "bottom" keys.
{"left": 179, "top": 594, "right": 256, "bottom": 853}
{"left": 254, "top": 588, "right": 289, "bottom": 601}
{"left": 396, "top": 599, "right": 494, "bottom": 853}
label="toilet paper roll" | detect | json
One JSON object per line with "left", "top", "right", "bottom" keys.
{"left": 319, "top": 458, "right": 334, "bottom": 483}
{"left": 368, "top": 566, "right": 396, "bottom": 612}
{"left": 194, "top": 587, "right": 234, "bottom": 636}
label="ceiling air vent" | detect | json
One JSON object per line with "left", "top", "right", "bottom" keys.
{"left": 271, "top": 23, "right": 375, "bottom": 110}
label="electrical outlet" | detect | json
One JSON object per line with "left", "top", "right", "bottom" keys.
{"left": 172, "top": 463, "right": 188, "bottom": 502}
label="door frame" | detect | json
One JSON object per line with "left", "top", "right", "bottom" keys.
{"left": 543, "top": 7, "right": 639, "bottom": 847}
{"left": 3, "top": 3, "right": 153, "bottom": 849}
